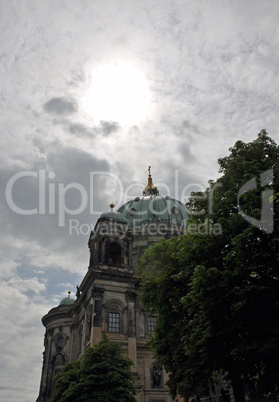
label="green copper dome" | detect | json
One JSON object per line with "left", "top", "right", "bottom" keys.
{"left": 99, "top": 202, "right": 128, "bottom": 224}
{"left": 118, "top": 195, "right": 188, "bottom": 227}
{"left": 59, "top": 291, "right": 75, "bottom": 306}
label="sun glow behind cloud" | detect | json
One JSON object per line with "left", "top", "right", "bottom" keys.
{"left": 81, "top": 61, "right": 153, "bottom": 126}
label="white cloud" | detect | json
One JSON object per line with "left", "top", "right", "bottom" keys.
{"left": 6, "top": 276, "right": 46, "bottom": 295}
{"left": 0, "top": 280, "right": 50, "bottom": 402}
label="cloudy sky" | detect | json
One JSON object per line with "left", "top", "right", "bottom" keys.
{"left": 1, "top": 0, "right": 279, "bottom": 400}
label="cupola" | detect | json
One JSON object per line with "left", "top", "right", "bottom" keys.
{"left": 59, "top": 291, "right": 75, "bottom": 306}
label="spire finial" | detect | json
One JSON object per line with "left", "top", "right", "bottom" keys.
{"left": 68, "top": 290, "right": 71, "bottom": 298}
{"left": 143, "top": 166, "right": 159, "bottom": 196}
{"left": 110, "top": 202, "right": 115, "bottom": 210}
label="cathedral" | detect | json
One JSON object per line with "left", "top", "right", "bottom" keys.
{"left": 37, "top": 169, "right": 188, "bottom": 402}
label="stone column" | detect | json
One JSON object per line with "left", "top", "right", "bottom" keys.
{"left": 126, "top": 291, "right": 137, "bottom": 368}
{"left": 37, "top": 328, "right": 54, "bottom": 401}
{"left": 69, "top": 323, "right": 79, "bottom": 361}
{"left": 37, "top": 328, "right": 53, "bottom": 401}
{"left": 80, "top": 301, "right": 88, "bottom": 354}
{"left": 90, "top": 287, "right": 105, "bottom": 346}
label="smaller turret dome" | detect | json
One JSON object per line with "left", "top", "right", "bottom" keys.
{"left": 99, "top": 210, "right": 128, "bottom": 223}
{"left": 59, "top": 291, "right": 75, "bottom": 306}
{"left": 99, "top": 203, "right": 128, "bottom": 223}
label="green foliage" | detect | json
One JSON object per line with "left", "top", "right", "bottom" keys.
{"left": 138, "top": 130, "right": 279, "bottom": 401}
{"left": 51, "top": 334, "right": 137, "bottom": 402}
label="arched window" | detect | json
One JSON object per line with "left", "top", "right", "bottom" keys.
{"left": 148, "top": 316, "right": 156, "bottom": 334}
{"left": 104, "top": 300, "right": 125, "bottom": 333}
{"left": 108, "top": 242, "right": 121, "bottom": 265}
{"left": 108, "top": 312, "right": 120, "bottom": 332}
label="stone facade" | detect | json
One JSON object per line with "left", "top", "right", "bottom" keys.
{"left": 37, "top": 173, "right": 188, "bottom": 402}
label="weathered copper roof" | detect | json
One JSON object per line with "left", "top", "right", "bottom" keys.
{"left": 99, "top": 210, "right": 128, "bottom": 223}
{"left": 59, "top": 291, "right": 75, "bottom": 306}
{"left": 118, "top": 195, "right": 188, "bottom": 227}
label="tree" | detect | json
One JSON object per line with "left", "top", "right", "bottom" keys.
{"left": 138, "top": 130, "right": 279, "bottom": 401}
{"left": 51, "top": 334, "right": 137, "bottom": 402}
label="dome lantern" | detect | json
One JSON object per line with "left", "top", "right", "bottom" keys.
{"left": 118, "top": 167, "right": 188, "bottom": 230}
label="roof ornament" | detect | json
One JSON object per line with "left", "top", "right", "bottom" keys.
{"left": 143, "top": 166, "right": 159, "bottom": 196}
{"left": 109, "top": 202, "right": 115, "bottom": 211}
